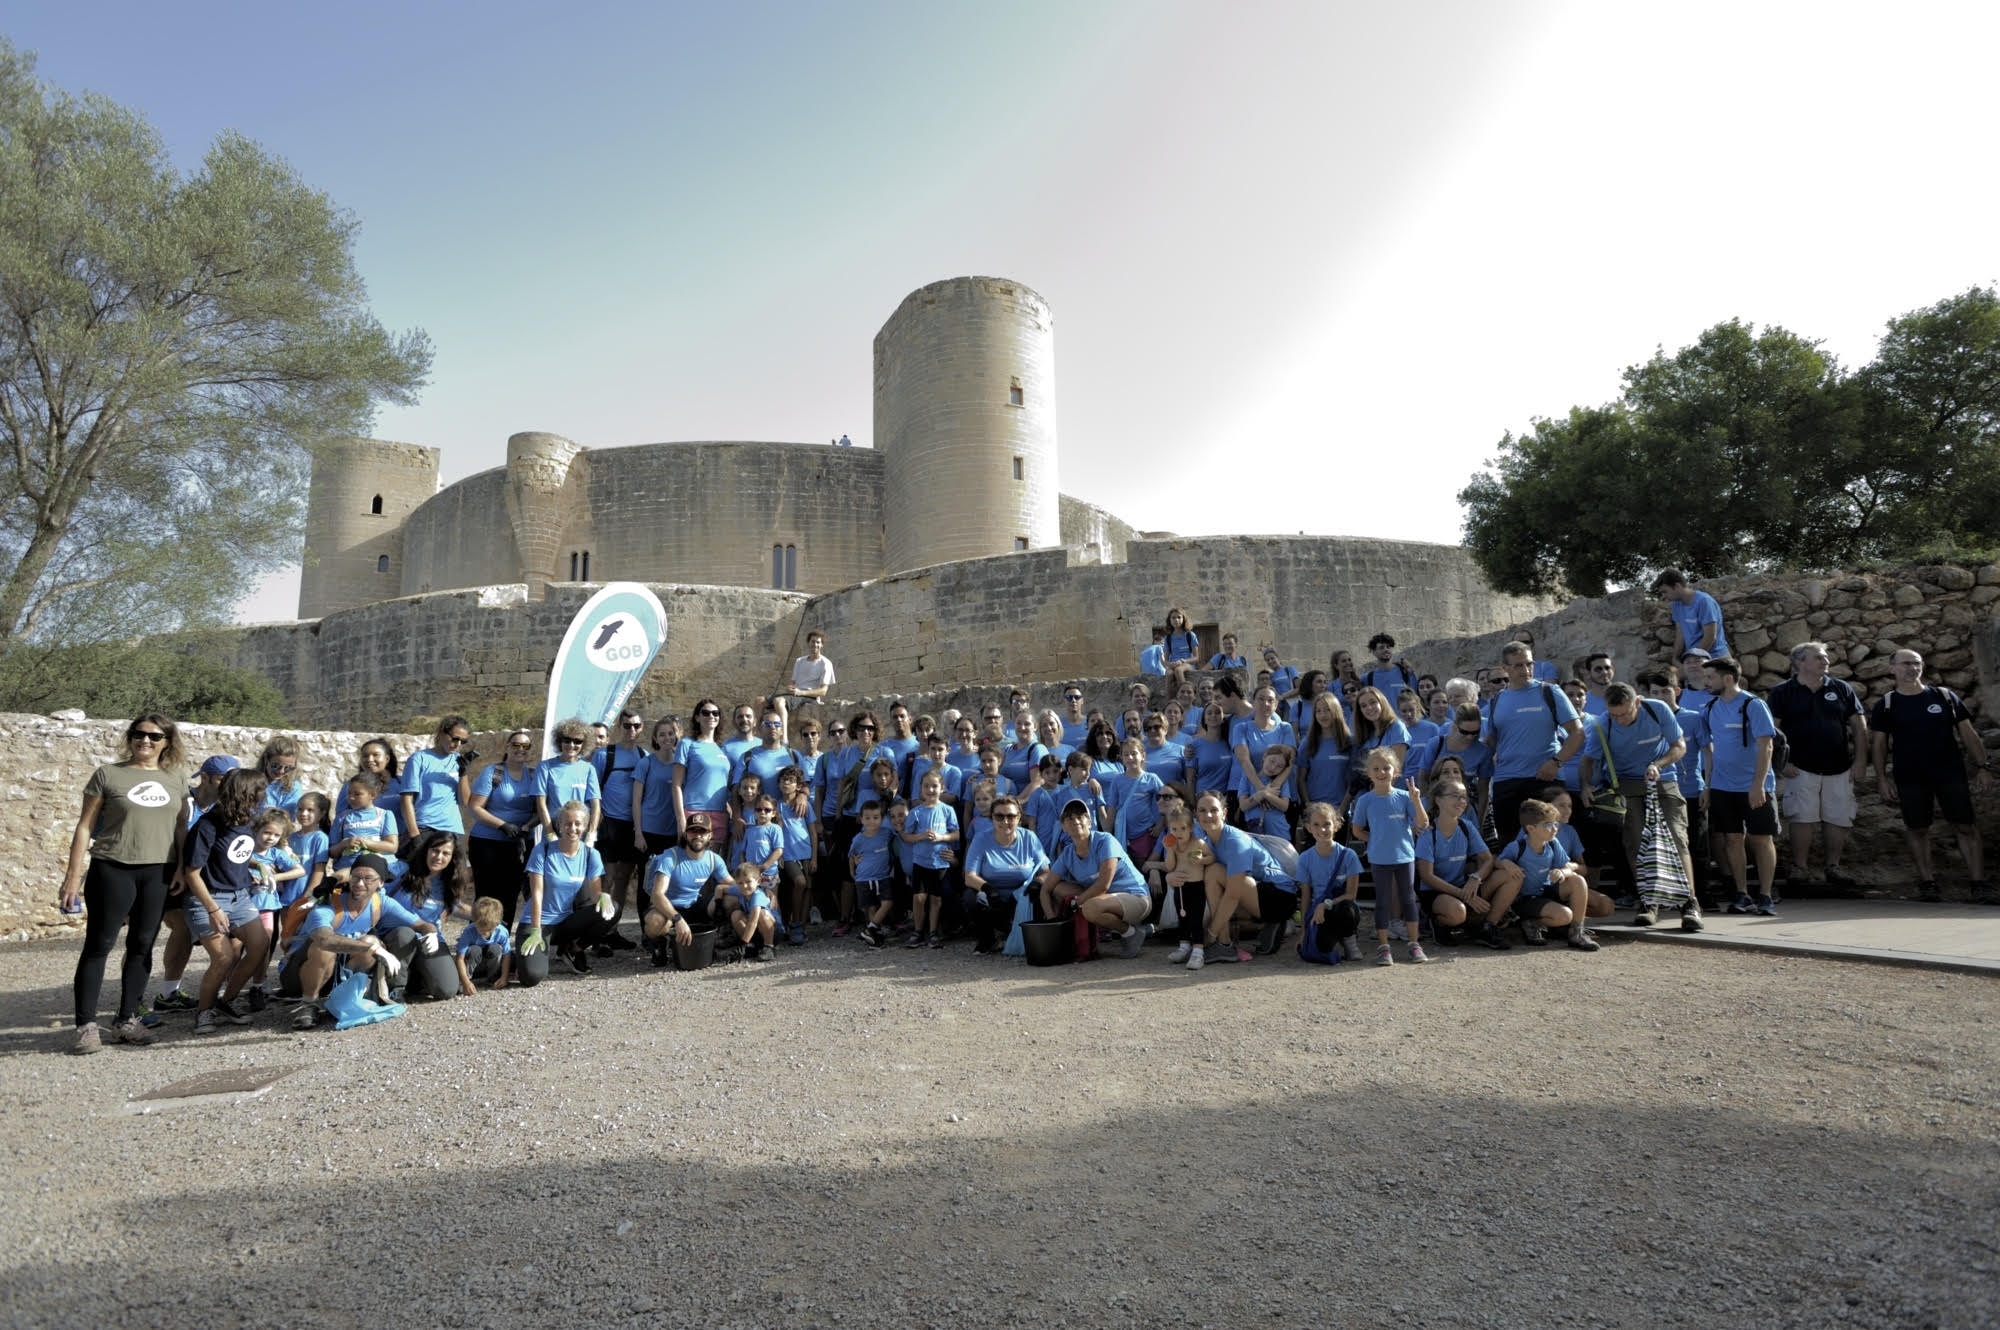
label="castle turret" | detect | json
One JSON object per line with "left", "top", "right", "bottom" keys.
{"left": 503, "top": 431, "right": 587, "bottom": 598}
{"left": 298, "top": 438, "right": 440, "bottom": 618}
{"left": 874, "top": 277, "right": 1059, "bottom": 574}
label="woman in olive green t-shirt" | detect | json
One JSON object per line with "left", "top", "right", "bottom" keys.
{"left": 60, "top": 714, "right": 189, "bottom": 1054}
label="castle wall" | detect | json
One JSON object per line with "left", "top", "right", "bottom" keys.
{"left": 399, "top": 467, "right": 515, "bottom": 594}
{"left": 297, "top": 439, "right": 439, "bottom": 618}
{"left": 1059, "top": 494, "right": 1137, "bottom": 565}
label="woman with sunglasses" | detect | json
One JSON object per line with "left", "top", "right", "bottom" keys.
{"left": 631, "top": 716, "right": 686, "bottom": 859}
{"left": 673, "top": 699, "right": 734, "bottom": 853}
{"left": 961, "top": 795, "right": 1049, "bottom": 953}
{"left": 398, "top": 715, "right": 473, "bottom": 857}
{"left": 256, "top": 737, "right": 305, "bottom": 818}
{"left": 61, "top": 715, "right": 188, "bottom": 1053}
{"left": 467, "top": 729, "right": 540, "bottom": 926}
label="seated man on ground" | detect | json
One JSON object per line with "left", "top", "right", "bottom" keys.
{"left": 281, "top": 854, "right": 436, "bottom": 1029}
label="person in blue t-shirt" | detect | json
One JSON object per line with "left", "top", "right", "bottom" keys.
{"left": 535, "top": 719, "right": 604, "bottom": 840}
{"left": 595, "top": 708, "right": 650, "bottom": 930}
{"left": 519, "top": 801, "right": 610, "bottom": 983}
{"left": 1701, "top": 656, "right": 1780, "bottom": 914}
{"left": 1482, "top": 641, "right": 1584, "bottom": 845}
{"left": 1653, "top": 568, "right": 1729, "bottom": 660}
{"left": 329, "top": 773, "right": 399, "bottom": 877}
{"left": 899, "top": 770, "right": 960, "bottom": 949}
{"left": 1296, "top": 801, "right": 1364, "bottom": 960}
{"left": 1039, "top": 798, "right": 1153, "bottom": 955}
{"left": 1414, "top": 779, "right": 1503, "bottom": 949}
{"left": 398, "top": 715, "right": 472, "bottom": 843}
{"left": 1139, "top": 627, "right": 1169, "bottom": 679}
{"left": 453, "top": 895, "right": 512, "bottom": 992}
{"left": 1190, "top": 791, "right": 1291, "bottom": 964}
{"left": 279, "top": 854, "right": 431, "bottom": 1027}
{"left": 1358, "top": 633, "right": 1420, "bottom": 708}
{"left": 466, "top": 730, "right": 539, "bottom": 925}
{"left": 641, "top": 814, "right": 734, "bottom": 965}
{"left": 1162, "top": 606, "right": 1200, "bottom": 668}
{"left": 849, "top": 801, "right": 902, "bottom": 947}
{"left": 961, "top": 793, "right": 1051, "bottom": 953}
{"left": 1481, "top": 798, "right": 1598, "bottom": 950}
{"left": 1348, "top": 750, "right": 1431, "bottom": 966}
{"left": 1208, "top": 632, "right": 1248, "bottom": 671}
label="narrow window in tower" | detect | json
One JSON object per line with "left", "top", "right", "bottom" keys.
{"left": 370, "top": 494, "right": 383, "bottom": 514}
{"left": 771, "top": 545, "right": 784, "bottom": 589}
{"left": 1012, "top": 456, "right": 1024, "bottom": 481}
{"left": 1008, "top": 377, "right": 1023, "bottom": 407}
{"left": 580, "top": 551, "right": 590, "bottom": 581}
{"left": 569, "top": 551, "right": 580, "bottom": 581}
{"left": 784, "top": 544, "right": 798, "bottom": 589}
{"left": 1013, "top": 537, "right": 1029, "bottom": 551}
{"left": 376, "top": 554, "right": 390, "bottom": 573}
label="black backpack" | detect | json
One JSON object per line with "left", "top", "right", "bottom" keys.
{"left": 1706, "top": 693, "right": 1790, "bottom": 775}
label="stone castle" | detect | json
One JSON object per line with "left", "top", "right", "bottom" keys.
{"left": 238, "top": 276, "right": 1549, "bottom": 728}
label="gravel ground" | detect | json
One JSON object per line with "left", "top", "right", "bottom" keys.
{"left": 1, "top": 930, "right": 1995, "bottom": 1330}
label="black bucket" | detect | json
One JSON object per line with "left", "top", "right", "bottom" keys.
{"left": 1020, "top": 919, "right": 1072, "bottom": 967}
{"left": 673, "top": 926, "right": 719, "bottom": 971}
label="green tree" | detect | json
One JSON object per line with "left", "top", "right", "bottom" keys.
{"left": 0, "top": 635, "right": 287, "bottom": 725}
{"left": 1460, "top": 293, "right": 2000, "bottom": 596}
{"left": 0, "top": 41, "right": 430, "bottom": 648}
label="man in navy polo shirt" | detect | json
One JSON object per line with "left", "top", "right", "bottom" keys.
{"left": 1767, "top": 641, "right": 1868, "bottom": 893}
{"left": 1869, "top": 649, "right": 1994, "bottom": 903}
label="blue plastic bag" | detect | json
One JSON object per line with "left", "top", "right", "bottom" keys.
{"left": 1003, "top": 889, "right": 1035, "bottom": 957}
{"left": 323, "top": 968, "right": 407, "bottom": 1030}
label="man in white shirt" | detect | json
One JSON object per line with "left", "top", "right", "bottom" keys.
{"left": 787, "top": 631, "right": 835, "bottom": 700}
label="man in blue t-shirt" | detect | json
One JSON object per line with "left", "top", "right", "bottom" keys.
{"left": 1359, "top": 632, "right": 1419, "bottom": 705}
{"left": 1654, "top": 568, "right": 1729, "bottom": 660}
{"left": 1482, "top": 641, "right": 1583, "bottom": 845}
{"left": 1701, "top": 656, "right": 1779, "bottom": 914}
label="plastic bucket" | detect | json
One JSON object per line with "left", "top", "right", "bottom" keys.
{"left": 673, "top": 926, "right": 719, "bottom": 971}
{"left": 1020, "top": 919, "right": 1072, "bottom": 967}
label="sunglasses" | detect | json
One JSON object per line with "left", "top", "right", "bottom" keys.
{"left": 992, "top": 812, "right": 1020, "bottom": 820}
{"left": 444, "top": 734, "right": 468, "bottom": 745}
{"left": 697, "top": 708, "right": 720, "bottom": 717}
{"left": 558, "top": 738, "right": 584, "bottom": 747}
{"left": 855, "top": 724, "right": 877, "bottom": 733}
{"left": 622, "top": 721, "right": 644, "bottom": 730}
{"left": 268, "top": 763, "right": 298, "bottom": 775}
{"left": 828, "top": 728, "right": 846, "bottom": 737}
{"left": 128, "top": 730, "right": 166, "bottom": 743}
{"left": 1064, "top": 693, "right": 1082, "bottom": 701}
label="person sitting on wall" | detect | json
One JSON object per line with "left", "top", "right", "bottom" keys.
{"left": 1208, "top": 632, "right": 1248, "bottom": 671}
{"left": 1139, "top": 627, "right": 1169, "bottom": 680}
{"left": 785, "top": 630, "right": 836, "bottom": 701}
{"left": 1653, "top": 568, "right": 1730, "bottom": 661}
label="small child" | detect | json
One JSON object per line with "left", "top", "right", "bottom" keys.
{"left": 736, "top": 795, "right": 785, "bottom": 903}
{"left": 965, "top": 778, "right": 999, "bottom": 846}
{"left": 901, "top": 770, "right": 958, "bottom": 949}
{"left": 974, "top": 743, "right": 1014, "bottom": 798}
{"left": 454, "top": 895, "right": 512, "bottom": 992}
{"left": 909, "top": 735, "right": 965, "bottom": 807}
{"left": 1415, "top": 779, "right": 1501, "bottom": 949}
{"left": 722, "top": 861, "right": 778, "bottom": 961}
{"left": 1054, "top": 751, "right": 1103, "bottom": 834}
{"left": 1348, "top": 749, "right": 1431, "bottom": 966}
{"left": 1484, "top": 797, "right": 1598, "bottom": 951}
{"left": 773, "top": 767, "right": 817, "bottom": 946}
{"left": 849, "top": 801, "right": 898, "bottom": 948}
{"left": 247, "top": 809, "right": 304, "bottom": 1007}
{"left": 329, "top": 773, "right": 398, "bottom": 879}
{"left": 1297, "top": 801, "right": 1365, "bottom": 962}
{"left": 289, "top": 792, "right": 331, "bottom": 911}
{"left": 1110, "top": 738, "right": 1167, "bottom": 861}
{"left": 1239, "top": 742, "right": 1295, "bottom": 840}
{"left": 1022, "top": 754, "right": 1067, "bottom": 853}
{"left": 1162, "top": 805, "right": 1219, "bottom": 968}
{"left": 726, "top": 774, "right": 764, "bottom": 858}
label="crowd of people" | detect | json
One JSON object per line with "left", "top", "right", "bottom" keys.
{"left": 60, "top": 590, "right": 1996, "bottom": 1052}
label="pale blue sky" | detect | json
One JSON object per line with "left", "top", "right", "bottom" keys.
{"left": 8, "top": 2, "right": 1997, "bottom": 622}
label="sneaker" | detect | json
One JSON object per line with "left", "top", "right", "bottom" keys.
{"left": 1186, "top": 946, "right": 1205, "bottom": 971}
{"left": 808, "top": 907, "right": 824, "bottom": 925}
{"left": 863, "top": 924, "right": 886, "bottom": 949}
{"left": 1255, "top": 921, "right": 1283, "bottom": 955}
{"left": 137, "top": 1011, "right": 165, "bottom": 1029}
{"left": 903, "top": 931, "right": 924, "bottom": 949}
{"left": 605, "top": 932, "right": 637, "bottom": 951}
{"left": 193, "top": 1008, "right": 221, "bottom": 1036}
{"left": 831, "top": 923, "right": 852, "bottom": 937}
{"left": 1754, "top": 896, "right": 1779, "bottom": 917}
{"left": 290, "top": 1002, "right": 321, "bottom": 1031}
{"left": 111, "top": 1018, "right": 156, "bottom": 1047}
{"left": 1727, "top": 893, "right": 1756, "bottom": 914}
{"left": 1207, "top": 940, "right": 1238, "bottom": 964}
{"left": 69, "top": 1023, "right": 102, "bottom": 1055}
{"left": 926, "top": 932, "right": 944, "bottom": 949}
{"left": 1405, "top": 941, "right": 1429, "bottom": 964}
{"left": 245, "top": 985, "right": 269, "bottom": 1013}
{"left": 750, "top": 944, "right": 775, "bottom": 963}
{"left": 218, "top": 995, "right": 254, "bottom": 1025}
{"left": 562, "top": 947, "right": 593, "bottom": 975}
{"left": 1374, "top": 943, "right": 1394, "bottom": 967}
{"left": 1520, "top": 919, "right": 1547, "bottom": 946}
{"left": 1121, "top": 923, "right": 1153, "bottom": 959}
{"left": 1631, "top": 908, "right": 1657, "bottom": 928}
{"left": 150, "top": 988, "right": 197, "bottom": 1013}
{"left": 1474, "top": 922, "right": 1511, "bottom": 951}
{"left": 1387, "top": 920, "right": 1408, "bottom": 942}
{"left": 1824, "top": 865, "right": 1858, "bottom": 890}
{"left": 1167, "top": 941, "right": 1193, "bottom": 964}
{"left": 648, "top": 938, "right": 672, "bottom": 967}
{"left": 1342, "top": 935, "right": 1364, "bottom": 962}
{"left": 1919, "top": 880, "right": 1942, "bottom": 903}
{"left": 1566, "top": 923, "right": 1600, "bottom": 952}
{"left": 788, "top": 926, "right": 807, "bottom": 946}
{"left": 1681, "top": 902, "right": 1705, "bottom": 933}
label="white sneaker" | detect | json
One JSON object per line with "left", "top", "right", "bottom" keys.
{"left": 1342, "top": 936, "right": 1364, "bottom": 962}
{"left": 1388, "top": 920, "right": 1408, "bottom": 942}
{"left": 1186, "top": 946, "right": 1205, "bottom": 971}
{"left": 1167, "top": 941, "right": 1193, "bottom": 965}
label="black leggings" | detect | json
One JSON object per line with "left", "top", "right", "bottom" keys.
{"left": 1176, "top": 878, "right": 1208, "bottom": 945}
{"left": 72, "top": 858, "right": 173, "bottom": 1027}
{"left": 513, "top": 909, "right": 613, "bottom": 986}
{"left": 469, "top": 836, "right": 528, "bottom": 924}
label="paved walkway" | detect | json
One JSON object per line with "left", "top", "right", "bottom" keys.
{"left": 1595, "top": 898, "right": 2000, "bottom": 974}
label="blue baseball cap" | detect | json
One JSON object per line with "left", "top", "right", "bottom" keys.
{"left": 198, "top": 755, "right": 241, "bottom": 778}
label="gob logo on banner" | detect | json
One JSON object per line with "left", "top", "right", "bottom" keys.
{"left": 583, "top": 613, "right": 650, "bottom": 670}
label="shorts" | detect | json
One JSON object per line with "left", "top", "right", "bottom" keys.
{"left": 855, "top": 878, "right": 893, "bottom": 910}
{"left": 1708, "top": 788, "right": 1779, "bottom": 837}
{"left": 1109, "top": 890, "right": 1151, "bottom": 925}
{"left": 186, "top": 890, "right": 261, "bottom": 939}
{"left": 1514, "top": 891, "right": 1561, "bottom": 922}
{"left": 597, "top": 817, "right": 644, "bottom": 865}
{"left": 1893, "top": 775, "right": 1976, "bottom": 830}
{"left": 911, "top": 864, "right": 951, "bottom": 896}
{"left": 1781, "top": 770, "right": 1856, "bottom": 827}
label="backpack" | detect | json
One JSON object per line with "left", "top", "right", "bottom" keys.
{"left": 1296, "top": 913, "right": 1343, "bottom": 964}
{"left": 1706, "top": 693, "right": 1790, "bottom": 776}
{"left": 1483, "top": 682, "right": 1563, "bottom": 740}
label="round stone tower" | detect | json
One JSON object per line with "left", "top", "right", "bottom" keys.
{"left": 874, "top": 276, "right": 1059, "bottom": 574}
{"left": 298, "top": 437, "right": 440, "bottom": 618}
{"left": 504, "top": 430, "right": 586, "bottom": 598}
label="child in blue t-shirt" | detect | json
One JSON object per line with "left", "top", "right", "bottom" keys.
{"left": 289, "top": 792, "right": 331, "bottom": 908}
{"left": 849, "top": 802, "right": 897, "bottom": 946}
{"left": 1297, "top": 800, "right": 1364, "bottom": 962}
{"left": 1489, "top": 796, "right": 1598, "bottom": 951}
{"left": 247, "top": 809, "right": 305, "bottom": 1008}
{"left": 1348, "top": 749, "right": 1430, "bottom": 966}
{"left": 901, "top": 771, "right": 958, "bottom": 949}
{"left": 1239, "top": 743, "right": 1295, "bottom": 839}
{"left": 1415, "top": 779, "right": 1502, "bottom": 949}
{"left": 453, "top": 895, "right": 513, "bottom": 990}
{"left": 330, "top": 774, "right": 398, "bottom": 877}
{"left": 735, "top": 795, "right": 785, "bottom": 893}
{"left": 721, "top": 862, "right": 778, "bottom": 960}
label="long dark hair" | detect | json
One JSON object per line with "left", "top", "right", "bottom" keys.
{"left": 1305, "top": 694, "right": 1353, "bottom": 757}
{"left": 1085, "top": 721, "right": 1120, "bottom": 762}
{"left": 360, "top": 738, "right": 401, "bottom": 781}
{"left": 213, "top": 769, "right": 268, "bottom": 827}
{"left": 690, "top": 698, "right": 723, "bottom": 741}
{"left": 401, "top": 829, "right": 467, "bottom": 909}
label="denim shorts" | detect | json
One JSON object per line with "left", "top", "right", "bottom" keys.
{"left": 186, "top": 890, "right": 261, "bottom": 939}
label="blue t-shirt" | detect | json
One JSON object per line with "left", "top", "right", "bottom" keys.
{"left": 398, "top": 749, "right": 466, "bottom": 833}
{"left": 1269, "top": 665, "right": 1300, "bottom": 697}
{"left": 471, "top": 761, "right": 540, "bottom": 841}
{"left": 1359, "top": 663, "right": 1419, "bottom": 704}
{"left": 876, "top": 734, "right": 921, "bottom": 775}
{"left": 1351, "top": 787, "right": 1420, "bottom": 865}
{"left": 597, "top": 743, "right": 645, "bottom": 821}
{"left": 1000, "top": 741, "right": 1041, "bottom": 789}
{"left": 1415, "top": 816, "right": 1489, "bottom": 887}
{"left": 1050, "top": 830, "right": 1147, "bottom": 894}
{"left": 1022, "top": 786, "right": 1067, "bottom": 856}
{"left": 963, "top": 829, "right": 1050, "bottom": 892}
{"left": 1297, "top": 840, "right": 1364, "bottom": 909}
{"left": 648, "top": 846, "right": 731, "bottom": 908}
{"left": 1228, "top": 718, "right": 1298, "bottom": 797}
{"left": 1418, "top": 738, "right": 1494, "bottom": 788}
{"left": 849, "top": 826, "right": 895, "bottom": 882}
{"left": 1299, "top": 736, "right": 1352, "bottom": 805}
{"left": 676, "top": 740, "right": 733, "bottom": 811}
{"left": 779, "top": 806, "right": 816, "bottom": 861}
{"left": 1671, "top": 590, "right": 1729, "bottom": 658}
{"left": 945, "top": 746, "right": 983, "bottom": 779}
{"left": 252, "top": 845, "right": 301, "bottom": 910}
{"left": 1139, "top": 643, "right": 1167, "bottom": 677}
{"left": 1672, "top": 707, "right": 1709, "bottom": 794}
{"left": 1582, "top": 698, "right": 1684, "bottom": 785}
{"left": 389, "top": 876, "right": 450, "bottom": 927}
{"left": 1188, "top": 737, "right": 1237, "bottom": 797}
{"left": 288, "top": 828, "right": 329, "bottom": 883}
{"left": 1354, "top": 719, "right": 1412, "bottom": 764}
{"left": 290, "top": 891, "right": 421, "bottom": 958}
{"left": 1242, "top": 798, "right": 1290, "bottom": 839}
{"left": 1484, "top": 683, "right": 1581, "bottom": 781}
{"left": 456, "top": 922, "right": 511, "bottom": 956}
{"left": 1111, "top": 769, "right": 1166, "bottom": 838}
{"left": 903, "top": 802, "right": 959, "bottom": 871}
{"left": 721, "top": 734, "right": 757, "bottom": 768}
{"left": 523, "top": 840, "right": 603, "bottom": 927}
{"left": 330, "top": 805, "right": 397, "bottom": 870}
{"left": 1204, "top": 824, "right": 1293, "bottom": 889}
{"left": 262, "top": 781, "right": 304, "bottom": 818}
{"left": 1209, "top": 652, "right": 1247, "bottom": 670}
{"left": 1164, "top": 629, "right": 1199, "bottom": 663}
{"left": 534, "top": 758, "right": 602, "bottom": 818}
{"left": 1141, "top": 740, "right": 1185, "bottom": 786}
{"left": 908, "top": 757, "right": 966, "bottom": 803}
{"left": 1403, "top": 718, "right": 1442, "bottom": 752}
{"left": 734, "top": 744, "right": 796, "bottom": 793}
{"left": 818, "top": 745, "right": 863, "bottom": 818}
{"left": 1059, "top": 717, "right": 1092, "bottom": 748}
{"left": 634, "top": 750, "right": 681, "bottom": 835}
{"left": 735, "top": 822, "right": 784, "bottom": 880}
{"left": 1499, "top": 833, "right": 1570, "bottom": 897}
{"left": 1705, "top": 693, "right": 1778, "bottom": 794}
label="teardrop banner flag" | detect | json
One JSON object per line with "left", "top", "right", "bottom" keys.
{"left": 542, "top": 583, "right": 669, "bottom": 758}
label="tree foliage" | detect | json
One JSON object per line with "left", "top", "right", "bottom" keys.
{"left": 1460, "top": 289, "right": 2000, "bottom": 597}
{"left": 0, "top": 635, "right": 287, "bottom": 725}
{"left": 0, "top": 40, "right": 431, "bottom": 647}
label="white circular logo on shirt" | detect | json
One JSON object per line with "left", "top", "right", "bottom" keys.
{"left": 226, "top": 833, "right": 256, "bottom": 864}
{"left": 126, "top": 780, "right": 171, "bottom": 808}
{"left": 1822, "top": 691, "right": 1838, "bottom": 703}
{"left": 1927, "top": 703, "right": 1944, "bottom": 714}
{"left": 582, "top": 613, "right": 650, "bottom": 670}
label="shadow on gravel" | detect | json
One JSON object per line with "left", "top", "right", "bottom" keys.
{"left": 2, "top": 1079, "right": 1993, "bottom": 1330}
